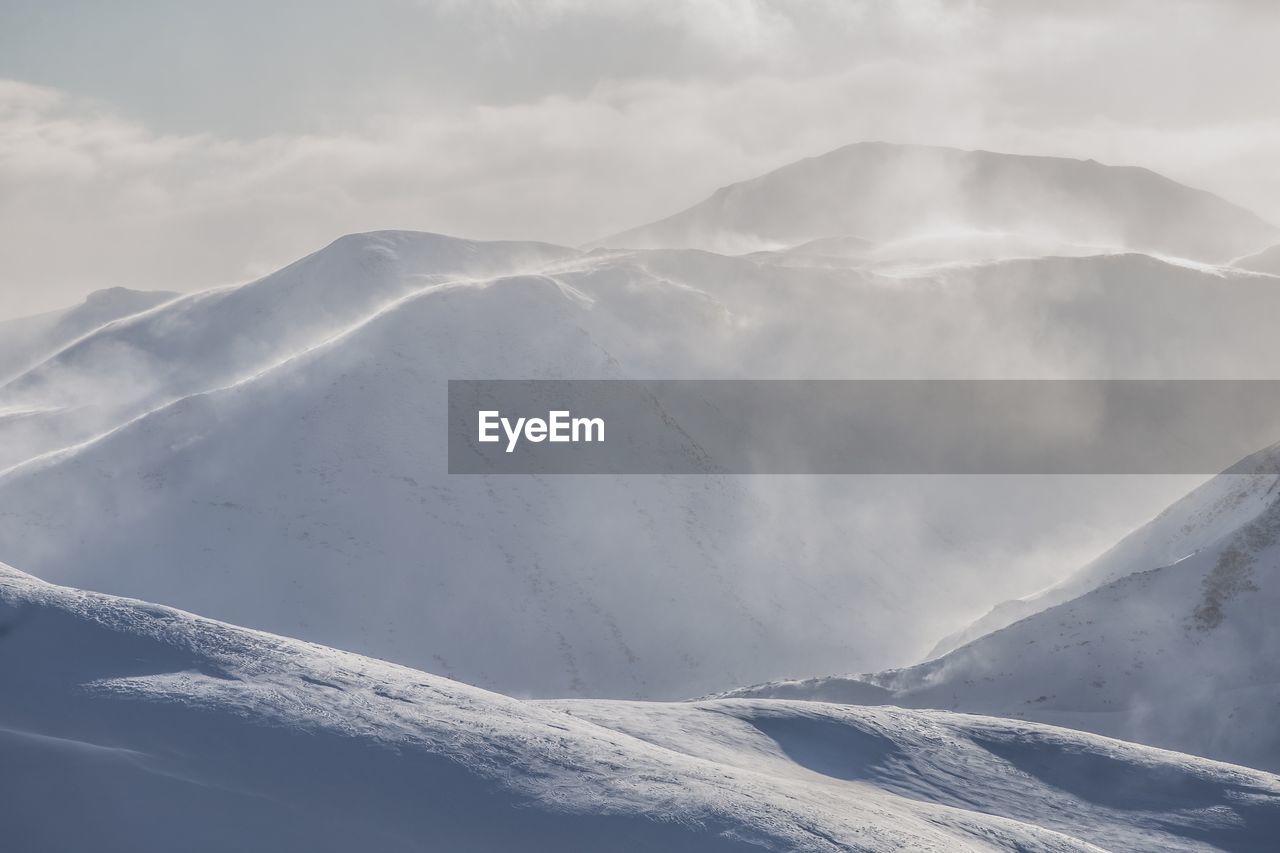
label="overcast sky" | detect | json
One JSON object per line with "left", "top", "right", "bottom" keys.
{"left": 2, "top": 0, "right": 1279, "bottom": 317}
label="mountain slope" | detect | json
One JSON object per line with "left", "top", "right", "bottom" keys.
{"left": 0, "top": 231, "right": 573, "bottom": 468}
{"left": 930, "top": 444, "right": 1280, "bottom": 657}
{"left": 725, "top": 445, "right": 1280, "bottom": 772}
{"left": 598, "top": 143, "right": 1277, "bottom": 262}
{"left": 4, "top": 562, "right": 1279, "bottom": 852}
{"left": 1233, "top": 244, "right": 1280, "bottom": 275}
{"left": 0, "top": 286, "right": 177, "bottom": 383}
{"left": 5, "top": 235, "right": 1280, "bottom": 698}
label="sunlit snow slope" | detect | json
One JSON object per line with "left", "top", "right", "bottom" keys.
{"left": 0, "top": 286, "right": 177, "bottom": 383}
{"left": 4, "top": 231, "right": 1280, "bottom": 698}
{"left": 4, "top": 563, "right": 1279, "bottom": 853}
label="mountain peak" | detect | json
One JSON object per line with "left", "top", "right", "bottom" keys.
{"left": 598, "top": 142, "right": 1277, "bottom": 262}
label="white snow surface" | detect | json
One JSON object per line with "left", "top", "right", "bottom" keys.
{"left": 4, "top": 562, "right": 1279, "bottom": 853}
{"left": 725, "top": 445, "right": 1280, "bottom": 772}
{"left": 931, "top": 444, "right": 1280, "bottom": 657}
{"left": 0, "top": 286, "right": 177, "bottom": 384}
{"left": 5, "top": 232, "right": 1280, "bottom": 698}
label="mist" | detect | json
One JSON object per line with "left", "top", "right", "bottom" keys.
{"left": 8, "top": 5, "right": 1280, "bottom": 846}
{"left": 3, "top": 228, "right": 1278, "bottom": 697}
{"left": 4, "top": 0, "right": 1280, "bottom": 317}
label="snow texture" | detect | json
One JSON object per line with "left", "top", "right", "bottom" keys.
{"left": 4, "top": 562, "right": 1279, "bottom": 852}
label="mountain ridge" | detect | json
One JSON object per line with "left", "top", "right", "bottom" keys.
{"left": 4, "top": 561, "right": 1279, "bottom": 852}
{"left": 722, "top": 443, "right": 1280, "bottom": 771}
{"left": 597, "top": 142, "right": 1278, "bottom": 263}
{"left": 7, "top": 233, "right": 1280, "bottom": 698}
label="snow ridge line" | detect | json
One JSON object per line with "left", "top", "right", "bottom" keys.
{"left": 0, "top": 272, "right": 576, "bottom": 481}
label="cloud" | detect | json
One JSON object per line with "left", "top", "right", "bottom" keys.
{"left": 1, "top": 0, "right": 1278, "bottom": 317}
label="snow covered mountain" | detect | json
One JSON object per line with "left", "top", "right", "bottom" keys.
{"left": 597, "top": 142, "right": 1278, "bottom": 263}
{"left": 724, "top": 443, "right": 1280, "bottom": 772}
{"left": 929, "top": 444, "right": 1280, "bottom": 658}
{"left": 1234, "top": 244, "right": 1280, "bottom": 276}
{"left": 4, "top": 561, "right": 1279, "bottom": 852}
{"left": 0, "top": 286, "right": 177, "bottom": 383}
{"left": 4, "top": 231, "right": 1280, "bottom": 699}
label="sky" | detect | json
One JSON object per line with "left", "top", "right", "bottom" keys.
{"left": 2, "top": 0, "right": 1280, "bottom": 318}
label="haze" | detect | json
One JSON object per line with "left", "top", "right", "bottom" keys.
{"left": 2, "top": 0, "right": 1280, "bottom": 317}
